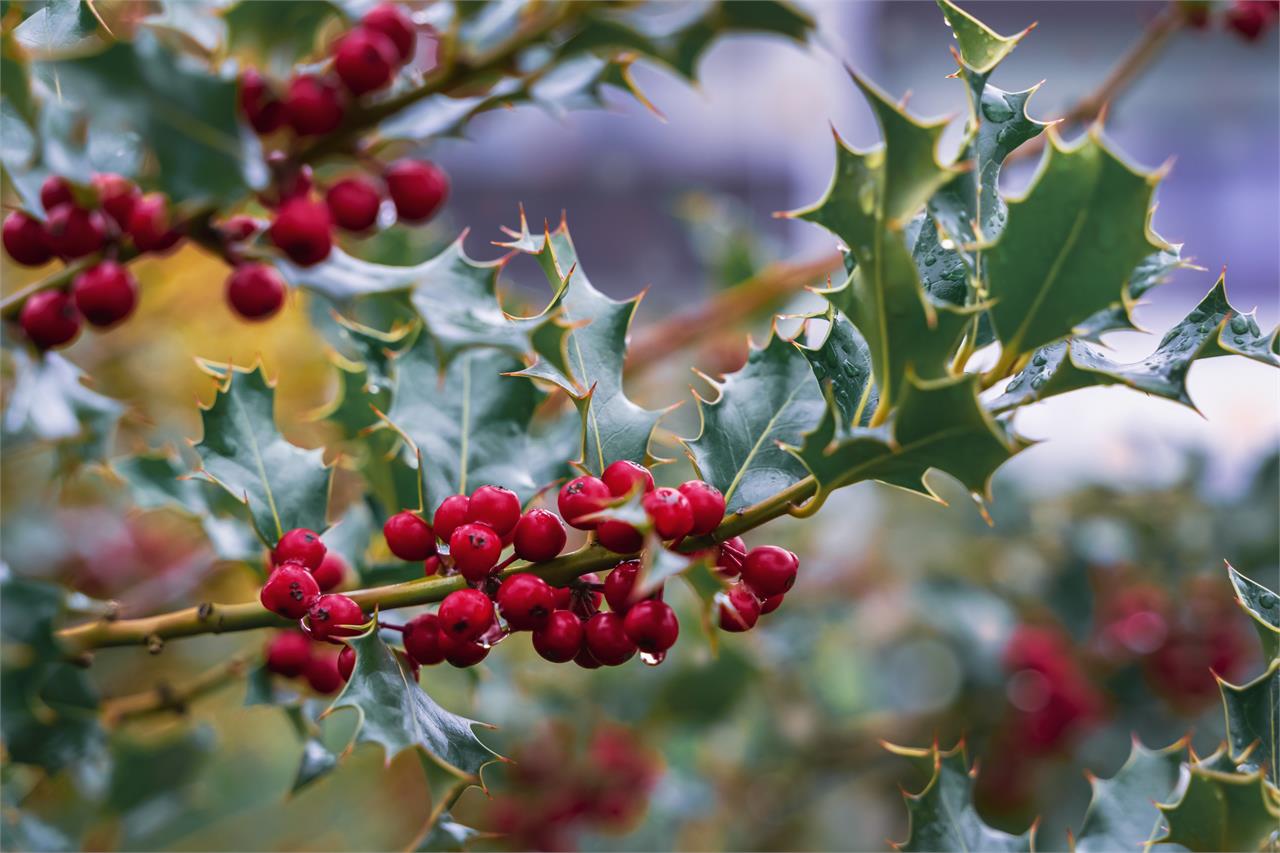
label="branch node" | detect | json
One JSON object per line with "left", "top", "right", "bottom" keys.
{"left": 197, "top": 602, "right": 215, "bottom": 621}
{"left": 145, "top": 634, "right": 165, "bottom": 655}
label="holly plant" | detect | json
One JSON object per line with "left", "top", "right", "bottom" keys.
{"left": 1, "top": 0, "right": 1277, "bottom": 850}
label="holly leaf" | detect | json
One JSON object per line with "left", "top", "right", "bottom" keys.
{"left": 222, "top": 0, "right": 343, "bottom": 78}
{"left": 12, "top": 0, "right": 103, "bottom": 54}
{"left": 2, "top": 349, "right": 123, "bottom": 468}
{"left": 383, "top": 330, "right": 552, "bottom": 506}
{"left": 324, "top": 627, "right": 501, "bottom": 780}
{"left": 789, "top": 372, "right": 1020, "bottom": 512}
{"left": 933, "top": 0, "right": 1023, "bottom": 77}
{"left": 192, "top": 362, "right": 333, "bottom": 546}
{"left": 283, "top": 705, "right": 340, "bottom": 793}
{"left": 0, "top": 571, "right": 104, "bottom": 775}
{"left": 888, "top": 742, "right": 1034, "bottom": 852}
{"left": 1227, "top": 562, "right": 1280, "bottom": 658}
{"left": 683, "top": 331, "right": 824, "bottom": 513}
{"left": 1074, "top": 248, "right": 1187, "bottom": 341}
{"left": 983, "top": 128, "right": 1168, "bottom": 367}
{"left": 1218, "top": 661, "right": 1279, "bottom": 788}
{"left": 787, "top": 71, "right": 970, "bottom": 411}
{"left": 35, "top": 31, "right": 267, "bottom": 204}
{"left": 990, "top": 275, "right": 1278, "bottom": 413}
{"left": 1151, "top": 751, "right": 1280, "bottom": 852}
{"left": 499, "top": 213, "right": 665, "bottom": 471}
{"left": 798, "top": 308, "right": 879, "bottom": 432}
{"left": 1072, "top": 738, "right": 1188, "bottom": 853}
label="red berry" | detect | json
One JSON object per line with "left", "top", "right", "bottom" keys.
{"left": 551, "top": 585, "right": 573, "bottom": 610}
{"left": 45, "top": 205, "right": 106, "bottom": 259}
{"left": 468, "top": 485, "right": 521, "bottom": 536}
{"left": 741, "top": 545, "right": 798, "bottom": 598}
{"left": 265, "top": 630, "right": 312, "bottom": 677}
{"left": 72, "top": 261, "right": 137, "bottom": 327}
{"left": 92, "top": 173, "right": 140, "bottom": 227}
{"left": 218, "top": 215, "right": 260, "bottom": 243}
{"left": 305, "top": 649, "right": 344, "bottom": 694}
{"left": 18, "top": 290, "right": 81, "bottom": 350}
{"left": 623, "top": 600, "right": 679, "bottom": 653}
{"left": 602, "top": 460, "right": 654, "bottom": 497}
{"left": 307, "top": 593, "right": 366, "bottom": 642}
{"left": 532, "top": 610, "right": 583, "bottom": 663}
{"left": 584, "top": 612, "right": 636, "bottom": 666}
{"left": 449, "top": 522, "right": 502, "bottom": 582}
{"left": 715, "top": 536, "right": 746, "bottom": 577}
{"left": 127, "top": 194, "right": 182, "bottom": 254}
{"left": 312, "top": 552, "right": 347, "bottom": 592}
{"left": 678, "top": 481, "right": 725, "bottom": 536}
{"left": 274, "top": 528, "right": 327, "bottom": 570}
{"left": 433, "top": 494, "right": 470, "bottom": 542}
{"left": 270, "top": 197, "right": 332, "bottom": 267}
{"left": 558, "top": 475, "right": 610, "bottom": 529}
{"left": 226, "top": 263, "right": 287, "bottom": 320}
{"left": 383, "top": 510, "right": 436, "bottom": 561}
{"left": 604, "top": 560, "right": 640, "bottom": 613}
{"left": 362, "top": 2, "right": 416, "bottom": 63}
{"left": 597, "top": 520, "right": 642, "bottom": 554}
{"left": 285, "top": 74, "right": 345, "bottom": 136}
{"left": 325, "top": 176, "right": 382, "bottom": 232}
{"left": 642, "top": 487, "right": 693, "bottom": 540}
{"left": 424, "top": 555, "right": 442, "bottom": 576}
{"left": 575, "top": 646, "right": 602, "bottom": 669}
{"left": 334, "top": 26, "right": 399, "bottom": 95}
{"left": 439, "top": 632, "right": 490, "bottom": 668}
{"left": 717, "top": 584, "right": 760, "bottom": 632}
{"left": 404, "top": 613, "right": 446, "bottom": 665}
{"left": 570, "top": 573, "right": 603, "bottom": 618}
{"left": 271, "top": 161, "right": 315, "bottom": 206}
{"left": 3, "top": 212, "right": 52, "bottom": 266}
{"left": 384, "top": 159, "right": 448, "bottom": 223}
{"left": 497, "top": 573, "right": 555, "bottom": 631}
{"left": 239, "top": 68, "right": 285, "bottom": 134}
{"left": 261, "top": 563, "right": 321, "bottom": 619}
{"left": 40, "top": 176, "right": 75, "bottom": 212}
{"left": 1226, "top": 0, "right": 1277, "bottom": 39}
{"left": 759, "top": 593, "right": 784, "bottom": 615}
{"left": 513, "top": 508, "right": 567, "bottom": 562}
{"left": 338, "top": 645, "right": 356, "bottom": 681}
{"left": 438, "top": 588, "right": 494, "bottom": 641}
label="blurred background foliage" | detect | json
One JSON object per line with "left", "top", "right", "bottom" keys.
{"left": 2, "top": 0, "right": 1278, "bottom": 850}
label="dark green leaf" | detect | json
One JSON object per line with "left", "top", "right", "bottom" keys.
{"left": 1073, "top": 738, "right": 1188, "bottom": 853}
{"left": 684, "top": 331, "right": 824, "bottom": 513}
{"left": 222, "top": 0, "right": 342, "bottom": 78}
{"left": 1151, "top": 753, "right": 1280, "bottom": 852}
{"left": 499, "top": 214, "right": 665, "bottom": 471}
{"left": 192, "top": 362, "right": 332, "bottom": 546}
{"left": 889, "top": 743, "right": 1034, "bottom": 852}
{"left": 13, "top": 0, "right": 102, "bottom": 54}
{"left": 37, "top": 32, "right": 267, "bottom": 203}
{"left": 798, "top": 308, "right": 879, "bottom": 431}
{"left": 1227, "top": 562, "right": 1280, "bottom": 658}
{"left": 1219, "top": 661, "right": 1279, "bottom": 787}
{"left": 324, "top": 627, "right": 501, "bottom": 778}
{"left": 1074, "top": 248, "right": 1185, "bottom": 340}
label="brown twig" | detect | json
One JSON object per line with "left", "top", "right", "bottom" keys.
{"left": 1008, "top": 5, "right": 1184, "bottom": 165}
{"left": 99, "top": 651, "right": 257, "bottom": 725}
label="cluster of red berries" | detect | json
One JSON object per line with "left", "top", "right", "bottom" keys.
{"left": 4, "top": 174, "right": 189, "bottom": 349}
{"left": 235, "top": 2, "right": 448, "bottom": 291}
{"left": 1181, "top": 0, "right": 1279, "bottom": 39}
{"left": 258, "top": 527, "right": 369, "bottom": 648}
{"left": 263, "top": 629, "right": 350, "bottom": 694}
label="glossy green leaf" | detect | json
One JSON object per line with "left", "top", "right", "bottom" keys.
{"left": 889, "top": 743, "right": 1034, "bottom": 852}
{"left": 192, "top": 362, "right": 333, "bottom": 546}
{"left": 984, "top": 130, "right": 1167, "bottom": 364}
{"left": 284, "top": 705, "right": 340, "bottom": 793}
{"left": 1219, "top": 660, "right": 1279, "bottom": 787}
{"left": 991, "top": 275, "right": 1277, "bottom": 413}
{"left": 1227, "top": 562, "right": 1280, "bottom": 658}
{"left": 2, "top": 350, "right": 122, "bottom": 468}
{"left": 1074, "top": 248, "right": 1186, "bottom": 341}
{"left": 36, "top": 32, "right": 267, "bottom": 203}
{"left": 324, "top": 627, "right": 501, "bottom": 779}
{"left": 1073, "top": 738, "right": 1188, "bottom": 853}
{"left": 684, "top": 331, "right": 824, "bottom": 513}
{"left": 789, "top": 72, "right": 969, "bottom": 409}
{"left": 798, "top": 308, "right": 879, "bottom": 432}
{"left": 383, "top": 331, "right": 553, "bottom": 506}
{"left": 222, "top": 0, "right": 342, "bottom": 78}
{"left": 499, "top": 214, "right": 665, "bottom": 471}
{"left": 13, "top": 0, "right": 102, "bottom": 54}
{"left": 0, "top": 573, "right": 103, "bottom": 774}
{"left": 934, "top": 0, "right": 1023, "bottom": 75}
{"left": 790, "top": 372, "right": 1019, "bottom": 510}
{"left": 1151, "top": 753, "right": 1280, "bottom": 852}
